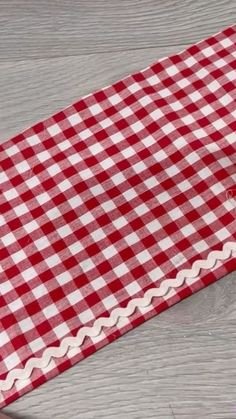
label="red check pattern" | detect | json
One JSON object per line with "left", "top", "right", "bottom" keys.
{"left": 0, "top": 25, "right": 236, "bottom": 407}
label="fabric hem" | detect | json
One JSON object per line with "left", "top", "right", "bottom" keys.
{"left": 0, "top": 240, "right": 235, "bottom": 404}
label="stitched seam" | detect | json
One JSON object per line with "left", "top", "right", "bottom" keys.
{"left": 0, "top": 241, "right": 235, "bottom": 395}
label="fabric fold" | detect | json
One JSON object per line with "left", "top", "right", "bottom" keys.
{"left": 0, "top": 25, "right": 236, "bottom": 407}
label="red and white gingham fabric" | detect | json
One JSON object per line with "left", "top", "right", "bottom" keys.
{"left": 0, "top": 25, "right": 236, "bottom": 407}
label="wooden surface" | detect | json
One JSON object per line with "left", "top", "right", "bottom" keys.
{"left": 0, "top": 1, "right": 236, "bottom": 418}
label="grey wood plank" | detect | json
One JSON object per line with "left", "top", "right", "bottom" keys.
{"left": 0, "top": 45, "right": 186, "bottom": 141}
{"left": 3, "top": 275, "right": 236, "bottom": 419}
{"left": 0, "top": 0, "right": 235, "bottom": 60}
{"left": 0, "top": 2, "right": 236, "bottom": 418}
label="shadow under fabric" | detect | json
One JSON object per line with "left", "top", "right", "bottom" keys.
{"left": 0, "top": 25, "right": 236, "bottom": 407}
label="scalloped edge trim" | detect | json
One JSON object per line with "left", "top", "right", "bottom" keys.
{"left": 0, "top": 241, "right": 235, "bottom": 393}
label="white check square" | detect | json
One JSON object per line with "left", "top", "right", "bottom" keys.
{"left": 48, "top": 124, "right": 61, "bottom": 136}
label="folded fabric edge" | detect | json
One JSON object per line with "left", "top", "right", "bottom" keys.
{"left": 0, "top": 24, "right": 235, "bottom": 149}
{"left": 0, "top": 25, "right": 235, "bottom": 407}
{"left": 0, "top": 240, "right": 235, "bottom": 406}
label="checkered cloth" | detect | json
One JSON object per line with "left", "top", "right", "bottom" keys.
{"left": 0, "top": 25, "right": 236, "bottom": 407}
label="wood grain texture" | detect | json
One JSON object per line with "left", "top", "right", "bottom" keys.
{"left": 0, "top": 0, "right": 236, "bottom": 60}
{"left": 0, "top": 45, "right": 186, "bottom": 141}
{"left": 0, "top": 1, "right": 235, "bottom": 418}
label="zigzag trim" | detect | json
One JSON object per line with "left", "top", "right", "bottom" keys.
{"left": 0, "top": 241, "right": 235, "bottom": 394}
